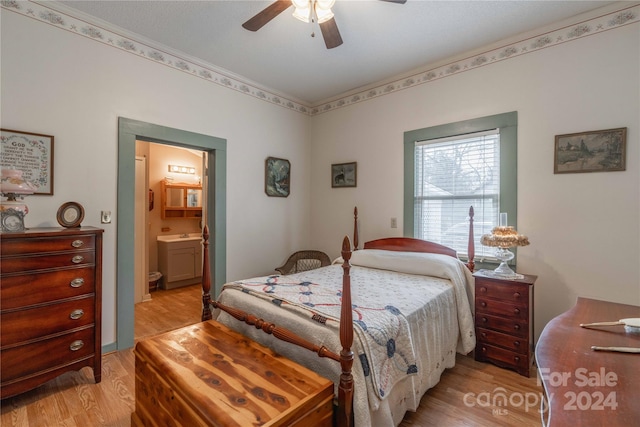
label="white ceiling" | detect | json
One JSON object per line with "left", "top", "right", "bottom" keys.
{"left": 58, "top": 0, "right": 615, "bottom": 105}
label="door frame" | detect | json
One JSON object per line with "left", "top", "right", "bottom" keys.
{"left": 117, "top": 117, "right": 227, "bottom": 349}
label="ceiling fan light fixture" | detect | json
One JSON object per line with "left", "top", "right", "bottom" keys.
{"left": 292, "top": 0, "right": 312, "bottom": 23}
{"left": 314, "top": 5, "right": 334, "bottom": 24}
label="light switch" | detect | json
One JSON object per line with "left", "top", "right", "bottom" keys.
{"left": 101, "top": 211, "right": 111, "bottom": 224}
{"left": 391, "top": 218, "right": 398, "bottom": 228}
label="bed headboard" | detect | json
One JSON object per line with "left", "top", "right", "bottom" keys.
{"left": 354, "top": 206, "right": 475, "bottom": 271}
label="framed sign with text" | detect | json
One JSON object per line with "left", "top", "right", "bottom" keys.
{"left": 0, "top": 129, "right": 54, "bottom": 195}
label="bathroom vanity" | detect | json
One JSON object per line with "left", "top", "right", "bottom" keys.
{"left": 157, "top": 234, "right": 202, "bottom": 289}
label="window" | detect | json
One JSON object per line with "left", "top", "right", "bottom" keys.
{"left": 403, "top": 112, "right": 518, "bottom": 262}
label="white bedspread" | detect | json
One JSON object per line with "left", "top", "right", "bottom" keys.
{"left": 214, "top": 250, "right": 475, "bottom": 426}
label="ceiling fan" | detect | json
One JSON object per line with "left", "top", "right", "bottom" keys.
{"left": 242, "top": 0, "right": 407, "bottom": 49}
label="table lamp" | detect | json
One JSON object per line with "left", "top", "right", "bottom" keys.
{"left": 0, "top": 168, "right": 38, "bottom": 232}
{"left": 480, "top": 213, "right": 529, "bottom": 280}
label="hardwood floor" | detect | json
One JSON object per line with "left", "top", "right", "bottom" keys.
{"left": 1, "top": 284, "right": 544, "bottom": 426}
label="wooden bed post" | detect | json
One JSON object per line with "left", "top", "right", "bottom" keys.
{"left": 201, "top": 225, "right": 213, "bottom": 321}
{"left": 467, "top": 206, "right": 475, "bottom": 272}
{"left": 337, "top": 236, "right": 355, "bottom": 427}
{"left": 353, "top": 207, "right": 359, "bottom": 251}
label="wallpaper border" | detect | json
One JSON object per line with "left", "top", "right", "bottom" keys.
{"left": 2, "top": 1, "right": 638, "bottom": 116}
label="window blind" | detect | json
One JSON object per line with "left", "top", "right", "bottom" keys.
{"left": 414, "top": 129, "right": 500, "bottom": 258}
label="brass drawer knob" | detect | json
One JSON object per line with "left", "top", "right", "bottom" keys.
{"left": 514, "top": 308, "right": 521, "bottom": 315}
{"left": 513, "top": 292, "right": 521, "bottom": 299}
{"left": 514, "top": 356, "right": 520, "bottom": 362}
{"left": 514, "top": 324, "right": 521, "bottom": 330}
{"left": 70, "top": 340, "right": 84, "bottom": 351}
{"left": 70, "top": 278, "right": 85, "bottom": 288}
{"left": 480, "top": 287, "right": 487, "bottom": 293}
{"left": 480, "top": 301, "right": 487, "bottom": 307}
{"left": 72, "top": 255, "right": 84, "bottom": 264}
{"left": 71, "top": 240, "right": 84, "bottom": 248}
{"left": 70, "top": 309, "right": 85, "bottom": 320}
{"left": 514, "top": 340, "right": 521, "bottom": 347}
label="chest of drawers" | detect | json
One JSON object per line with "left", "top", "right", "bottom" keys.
{"left": 0, "top": 227, "right": 103, "bottom": 399}
{"left": 473, "top": 271, "right": 536, "bottom": 377}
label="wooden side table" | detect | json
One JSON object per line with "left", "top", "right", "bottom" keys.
{"left": 473, "top": 270, "right": 537, "bottom": 377}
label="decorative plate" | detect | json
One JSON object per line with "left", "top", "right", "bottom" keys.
{"left": 57, "top": 202, "right": 84, "bottom": 228}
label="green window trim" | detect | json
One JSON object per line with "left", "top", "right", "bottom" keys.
{"left": 403, "top": 111, "right": 518, "bottom": 266}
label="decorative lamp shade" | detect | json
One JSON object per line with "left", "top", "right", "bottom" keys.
{"left": 480, "top": 226, "right": 530, "bottom": 249}
{"left": 480, "top": 225, "right": 530, "bottom": 279}
{"left": 0, "top": 168, "right": 38, "bottom": 231}
{"left": 0, "top": 168, "right": 38, "bottom": 198}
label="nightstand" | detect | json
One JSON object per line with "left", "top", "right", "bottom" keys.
{"left": 473, "top": 270, "right": 537, "bottom": 377}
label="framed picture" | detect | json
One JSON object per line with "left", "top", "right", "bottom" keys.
{"left": 554, "top": 127, "right": 626, "bottom": 174}
{"left": 0, "top": 129, "right": 54, "bottom": 194}
{"left": 265, "top": 157, "right": 290, "bottom": 197}
{"left": 331, "top": 162, "right": 357, "bottom": 188}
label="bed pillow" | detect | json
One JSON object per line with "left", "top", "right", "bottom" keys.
{"left": 347, "top": 249, "right": 463, "bottom": 279}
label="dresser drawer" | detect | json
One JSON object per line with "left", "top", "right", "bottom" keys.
{"left": 476, "top": 280, "right": 528, "bottom": 304}
{"left": 1, "top": 327, "right": 95, "bottom": 383}
{"left": 476, "top": 342, "right": 529, "bottom": 372}
{"left": 0, "top": 251, "right": 95, "bottom": 274}
{"left": 1, "top": 297, "right": 95, "bottom": 345}
{"left": 475, "top": 312, "right": 528, "bottom": 338}
{"left": 476, "top": 297, "right": 527, "bottom": 318}
{"left": 476, "top": 327, "right": 528, "bottom": 353}
{"left": 1, "top": 267, "right": 95, "bottom": 309}
{"left": 0, "top": 235, "right": 95, "bottom": 256}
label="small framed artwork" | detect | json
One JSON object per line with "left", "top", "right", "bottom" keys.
{"left": 331, "top": 162, "right": 357, "bottom": 188}
{"left": 265, "top": 157, "right": 290, "bottom": 197}
{"left": 0, "top": 129, "right": 54, "bottom": 194}
{"left": 554, "top": 127, "right": 626, "bottom": 174}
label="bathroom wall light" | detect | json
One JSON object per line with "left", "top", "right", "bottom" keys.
{"left": 168, "top": 164, "right": 196, "bottom": 174}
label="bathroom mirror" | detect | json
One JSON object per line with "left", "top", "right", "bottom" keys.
{"left": 161, "top": 180, "right": 203, "bottom": 219}
{"left": 186, "top": 189, "right": 201, "bottom": 207}
{"left": 166, "top": 188, "right": 185, "bottom": 207}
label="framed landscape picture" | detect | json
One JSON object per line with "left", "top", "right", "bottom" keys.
{"left": 554, "top": 127, "right": 626, "bottom": 174}
{"left": 265, "top": 157, "right": 290, "bottom": 197}
{"left": 331, "top": 162, "right": 357, "bottom": 188}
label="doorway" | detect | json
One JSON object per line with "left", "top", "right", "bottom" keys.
{"left": 117, "top": 118, "right": 227, "bottom": 350}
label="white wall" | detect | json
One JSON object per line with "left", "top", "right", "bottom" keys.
{"left": 2, "top": 3, "right": 638, "bottom": 350}
{"left": 1, "top": 11, "right": 312, "bottom": 347}
{"left": 310, "top": 19, "right": 640, "bottom": 340}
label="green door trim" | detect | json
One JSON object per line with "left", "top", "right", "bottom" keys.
{"left": 117, "top": 117, "right": 227, "bottom": 349}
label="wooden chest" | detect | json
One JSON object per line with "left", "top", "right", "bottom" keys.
{"left": 131, "top": 320, "right": 334, "bottom": 427}
{"left": 0, "top": 227, "right": 103, "bottom": 399}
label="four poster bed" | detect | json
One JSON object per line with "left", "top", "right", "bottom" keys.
{"left": 200, "top": 207, "right": 477, "bottom": 426}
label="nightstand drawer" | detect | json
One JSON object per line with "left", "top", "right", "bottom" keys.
{"left": 476, "top": 342, "right": 529, "bottom": 372}
{"left": 475, "top": 312, "right": 528, "bottom": 338}
{"left": 476, "top": 327, "right": 528, "bottom": 353}
{"left": 475, "top": 280, "right": 529, "bottom": 303}
{"left": 476, "top": 297, "right": 527, "bottom": 318}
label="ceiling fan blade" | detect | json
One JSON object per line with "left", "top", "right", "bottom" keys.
{"left": 242, "top": 0, "right": 292, "bottom": 32}
{"left": 379, "top": 0, "right": 407, "bottom": 3}
{"left": 319, "top": 17, "right": 343, "bottom": 49}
